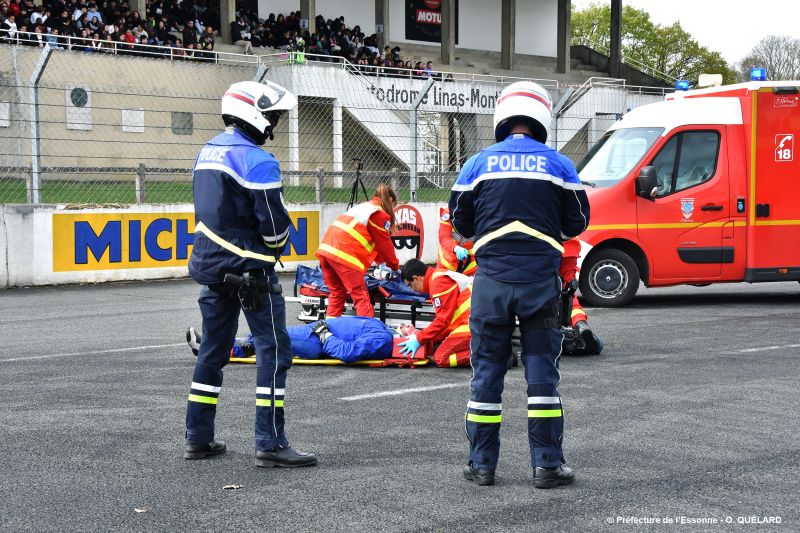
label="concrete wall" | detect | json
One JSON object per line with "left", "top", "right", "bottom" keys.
{"left": 388, "top": 0, "right": 558, "bottom": 58}
{"left": 0, "top": 202, "right": 445, "bottom": 287}
{"left": 257, "top": 0, "right": 375, "bottom": 32}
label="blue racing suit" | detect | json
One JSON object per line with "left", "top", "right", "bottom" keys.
{"left": 449, "top": 133, "right": 590, "bottom": 470}
{"left": 233, "top": 317, "right": 395, "bottom": 363}
{"left": 185, "top": 126, "right": 295, "bottom": 452}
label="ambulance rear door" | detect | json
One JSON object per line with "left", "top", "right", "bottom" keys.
{"left": 747, "top": 86, "right": 800, "bottom": 281}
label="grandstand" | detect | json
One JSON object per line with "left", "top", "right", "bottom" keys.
{"left": 0, "top": 0, "right": 670, "bottom": 205}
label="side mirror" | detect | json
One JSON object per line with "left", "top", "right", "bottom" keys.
{"left": 636, "top": 166, "right": 658, "bottom": 200}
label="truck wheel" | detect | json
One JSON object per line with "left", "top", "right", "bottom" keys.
{"left": 579, "top": 249, "right": 640, "bottom": 307}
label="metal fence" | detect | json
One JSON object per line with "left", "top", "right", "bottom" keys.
{"left": 0, "top": 37, "right": 670, "bottom": 205}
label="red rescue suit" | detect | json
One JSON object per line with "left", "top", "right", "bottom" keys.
{"left": 437, "top": 207, "right": 477, "bottom": 276}
{"left": 559, "top": 238, "right": 586, "bottom": 326}
{"left": 416, "top": 267, "right": 472, "bottom": 368}
{"left": 316, "top": 198, "right": 399, "bottom": 317}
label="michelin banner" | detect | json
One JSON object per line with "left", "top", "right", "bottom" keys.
{"left": 52, "top": 210, "right": 320, "bottom": 272}
{"left": 0, "top": 203, "right": 445, "bottom": 287}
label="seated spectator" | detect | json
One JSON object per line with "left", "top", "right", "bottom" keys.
{"left": 392, "top": 59, "right": 404, "bottom": 77}
{"left": 413, "top": 61, "right": 425, "bottom": 78}
{"left": 201, "top": 25, "right": 215, "bottom": 45}
{"left": 315, "top": 33, "right": 330, "bottom": 56}
{"left": 183, "top": 41, "right": 196, "bottom": 59}
{"left": 182, "top": 18, "right": 197, "bottom": 46}
{"left": 0, "top": 14, "right": 17, "bottom": 43}
{"left": 116, "top": 33, "right": 131, "bottom": 54}
{"left": 4, "top": 0, "right": 19, "bottom": 19}
{"left": 90, "top": 31, "right": 104, "bottom": 51}
{"left": 367, "top": 55, "right": 381, "bottom": 75}
{"left": 149, "top": 19, "right": 170, "bottom": 45}
{"left": 134, "top": 33, "right": 151, "bottom": 57}
{"left": 45, "top": 27, "right": 62, "bottom": 48}
{"left": 86, "top": 2, "right": 102, "bottom": 24}
{"left": 199, "top": 37, "right": 215, "bottom": 62}
{"left": 78, "top": 28, "right": 93, "bottom": 51}
{"left": 424, "top": 60, "right": 436, "bottom": 78}
{"left": 29, "top": 6, "right": 44, "bottom": 26}
{"left": 87, "top": 15, "right": 101, "bottom": 32}
{"left": 230, "top": 16, "right": 253, "bottom": 55}
{"left": 30, "top": 23, "right": 47, "bottom": 47}
{"left": 133, "top": 23, "right": 148, "bottom": 41}
{"left": 72, "top": 5, "right": 86, "bottom": 23}
{"left": 171, "top": 38, "right": 185, "bottom": 58}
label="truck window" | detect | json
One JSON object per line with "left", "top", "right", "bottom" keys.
{"left": 577, "top": 127, "right": 663, "bottom": 188}
{"left": 649, "top": 131, "right": 720, "bottom": 197}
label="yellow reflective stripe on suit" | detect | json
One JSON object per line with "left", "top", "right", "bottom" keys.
{"left": 195, "top": 221, "right": 278, "bottom": 263}
{"left": 317, "top": 243, "right": 366, "bottom": 270}
{"left": 528, "top": 409, "right": 563, "bottom": 418}
{"left": 451, "top": 324, "right": 471, "bottom": 335}
{"left": 451, "top": 297, "right": 471, "bottom": 325}
{"left": 188, "top": 394, "right": 218, "bottom": 405}
{"left": 438, "top": 248, "right": 455, "bottom": 270}
{"left": 472, "top": 220, "right": 564, "bottom": 254}
{"left": 332, "top": 219, "right": 376, "bottom": 253}
{"left": 466, "top": 413, "right": 502, "bottom": 423}
{"left": 256, "top": 399, "right": 285, "bottom": 407}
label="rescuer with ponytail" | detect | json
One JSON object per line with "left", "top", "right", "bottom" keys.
{"left": 316, "top": 183, "right": 400, "bottom": 317}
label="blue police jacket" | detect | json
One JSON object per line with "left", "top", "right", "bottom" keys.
{"left": 448, "top": 133, "right": 590, "bottom": 283}
{"left": 188, "top": 127, "right": 292, "bottom": 285}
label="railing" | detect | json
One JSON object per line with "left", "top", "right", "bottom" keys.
{"left": 1, "top": 33, "right": 561, "bottom": 88}
{"left": 575, "top": 39, "right": 677, "bottom": 85}
{"left": 2, "top": 30, "right": 261, "bottom": 64}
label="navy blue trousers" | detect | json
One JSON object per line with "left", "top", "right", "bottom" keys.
{"left": 185, "top": 272, "right": 292, "bottom": 451}
{"left": 467, "top": 271, "right": 565, "bottom": 469}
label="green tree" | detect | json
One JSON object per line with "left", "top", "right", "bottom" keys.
{"left": 571, "top": 3, "right": 737, "bottom": 85}
{"left": 738, "top": 35, "right": 800, "bottom": 81}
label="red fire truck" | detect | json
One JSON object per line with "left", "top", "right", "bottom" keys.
{"left": 576, "top": 81, "right": 800, "bottom": 306}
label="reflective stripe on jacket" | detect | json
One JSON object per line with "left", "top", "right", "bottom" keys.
{"left": 317, "top": 199, "right": 383, "bottom": 272}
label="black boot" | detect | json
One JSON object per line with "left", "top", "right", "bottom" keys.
{"left": 533, "top": 464, "right": 575, "bottom": 489}
{"left": 183, "top": 439, "right": 226, "bottom": 460}
{"left": 575, "top": 321, "right": 603, "bottom": 355}
{"left": 463, "top": 465, "right": 495, "bottom": 486}
{"left": 254, "top": 446, "right": 318, "bottom": 468}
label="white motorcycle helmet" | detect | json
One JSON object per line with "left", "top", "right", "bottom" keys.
{"left": 493, "top": 81, "right": 553, "bottom": 143}
{"left": 221, "top": 80, "right": 298, "bottom": 145}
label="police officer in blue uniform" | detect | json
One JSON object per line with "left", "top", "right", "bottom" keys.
{"left": 450, "top": 81, "right": 590, "bottom": 487}
{"left": 183, "top": 80, "right": 317, "bottom": 468}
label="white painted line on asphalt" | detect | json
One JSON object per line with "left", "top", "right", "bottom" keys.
{"left": 341, "top": 383, "right": 465, "bottom": 401}
{"left": 737, "top": 343, "right": 800, "bottom": 353}
{"left": 0, "top": 343, "right": 186, "bottom": 363}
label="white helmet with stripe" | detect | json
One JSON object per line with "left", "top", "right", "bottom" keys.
{"left": 493, "top": 81, "right": 553, "bottom": 143}
{"left": 221, "top": 80, "right": 298, "bottom": 145}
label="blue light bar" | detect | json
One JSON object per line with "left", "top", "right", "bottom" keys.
{"left": 675, "top": 80, "right": 690, "bottom": 91}
{"left": 750, "top": 67, "right": 767, "bottom": 81}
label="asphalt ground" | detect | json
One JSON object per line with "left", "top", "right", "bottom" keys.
{"left": 0, "top": 275, "right": 798, "bottom": 532}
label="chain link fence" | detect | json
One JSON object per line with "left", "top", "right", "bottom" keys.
{"left": 0, "top": 39, "right": 670, "bottom": 205}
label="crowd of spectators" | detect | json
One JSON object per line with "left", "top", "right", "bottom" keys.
{"left": 0, "top": 0, "right": 223, "bottom": 59}
{"left": 0, "top": 0, "right": 439, "bottom": 76}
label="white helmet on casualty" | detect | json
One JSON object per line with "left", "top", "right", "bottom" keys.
{"left": 221, "top": 80, "right": 298, "bottom": 145}
{"left": 493, "top": 81, "right": 553, "bottom": 143}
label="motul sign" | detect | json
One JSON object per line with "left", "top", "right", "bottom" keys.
{"left": 416, "top": 9, "right": 441, "bottom": 25}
